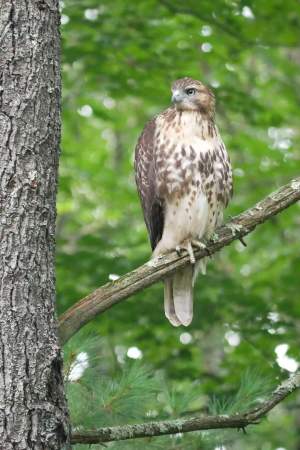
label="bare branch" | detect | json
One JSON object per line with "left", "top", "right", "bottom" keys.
{"left": 71, "top": 372, "right": 300, "bottom": 444}
{"left": 59, "top": 177, "right": 300, "bottom": 345}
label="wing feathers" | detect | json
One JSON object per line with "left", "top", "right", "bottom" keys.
{"left": 134, "top": 118, "right": 164, "bottom": 250}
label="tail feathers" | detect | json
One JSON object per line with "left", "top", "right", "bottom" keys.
{"left": 164, "top": 279, "right": 181, "bottom": 326}
{"left": 164, "top": 266, "right": 194, "bottom": 327}
{"left": 164, "top": 258, "right": 208, "bottom": 326}
{"left": 173, "top": 266, "right": 194, "bottom": 326}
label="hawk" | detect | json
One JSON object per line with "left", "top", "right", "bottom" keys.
{"left": 134, "top": 77, "right": 232, "bottom": 326}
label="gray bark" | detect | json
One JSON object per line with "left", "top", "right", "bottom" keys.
{"left": 0, "top": 1, "right": 70, "bottom": 448}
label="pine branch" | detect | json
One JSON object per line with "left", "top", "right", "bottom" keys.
{"left": 59, "top": 177, "right": 300, "bottom": 345}
{"left": 71, "top": 372, "right": 300, "bottom": 444}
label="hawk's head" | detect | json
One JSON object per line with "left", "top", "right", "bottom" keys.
{"left": 171, "top": 77, "right": 215, "bottom": 115}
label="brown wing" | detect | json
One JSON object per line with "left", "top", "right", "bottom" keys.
{"left": 134, "top": 118, "right": 164, "bottom": 251}
{"left": 214, "top": 140, "right": 233, "bottom": 208}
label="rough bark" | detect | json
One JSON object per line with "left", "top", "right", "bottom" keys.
{"left": 71, "top": 372, "right": 300, "bottom": 444}
{"left": 59, "top": 177, "right": 300, "bottom": 345}
{"left": 0, "top": 1, "right": 70, "bottom": 448}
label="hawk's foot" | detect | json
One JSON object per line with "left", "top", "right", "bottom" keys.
{"left": 175, "top": 239, "right": 209, "bottom": 264}
{"left": 191, "top": 239, "right": 207, "bottom": 250}
{"left": 192, "top": 239, "right": 212, "bottom": 257}
{"left": 176, "top": 240, "right": 196, "bottom": 264}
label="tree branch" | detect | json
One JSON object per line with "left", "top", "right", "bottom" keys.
{"left": 59, "top": 177, "right": 300, "bottom": 345}
{"left": 71, "top": 372, "right": 300, "bottom": 444}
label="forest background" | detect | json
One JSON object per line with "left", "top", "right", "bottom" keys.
{"left": 58, "top": 1, "right": 300, "bottom": 448}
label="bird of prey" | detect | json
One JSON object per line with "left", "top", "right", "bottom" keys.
{"left": 134, "top": 77, "right": 232, "bottom": 326}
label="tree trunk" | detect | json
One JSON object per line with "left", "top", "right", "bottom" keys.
{"left": 0, "top": 1, "right": 70, "bottom": 448}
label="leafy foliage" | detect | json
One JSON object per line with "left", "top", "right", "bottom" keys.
{"left": 59, "top": 0, "right": 300, "bottom": 448}
{"left": 209, "top": 369, "right": 273, "bottom": 415}
{"left": 66, "top": 335, "right": 278, "bottom": 450}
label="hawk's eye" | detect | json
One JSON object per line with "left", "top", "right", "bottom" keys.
{"left": 185, "top": 88, "right": 196, "bottom": 96}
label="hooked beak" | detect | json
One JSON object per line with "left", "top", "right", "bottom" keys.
{"left": 171, "top": 90, "right": 184, "bottom": 104}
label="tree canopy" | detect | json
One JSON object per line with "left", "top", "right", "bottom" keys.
{"left": 58, "top": 1, "right": 300, "bottom": 448}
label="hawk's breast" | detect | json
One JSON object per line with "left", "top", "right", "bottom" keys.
{"left": 152, "top": 109, "right": 228, "bottom": 254}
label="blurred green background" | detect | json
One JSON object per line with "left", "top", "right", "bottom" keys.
{"left": 58, "top": 1, "right": 300, "bottom": 448}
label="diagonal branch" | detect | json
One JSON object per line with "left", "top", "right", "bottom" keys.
{"left": 59, "top": 177, "right": 300, "bottom": 345}
{"left": 71, "top": 372, "right": 300, "bottom": 444}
